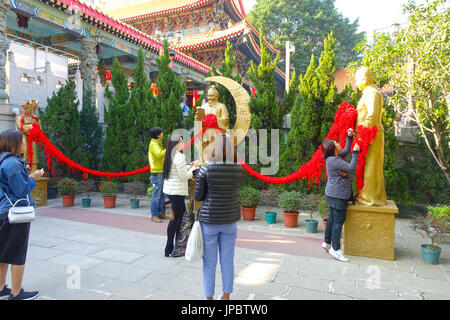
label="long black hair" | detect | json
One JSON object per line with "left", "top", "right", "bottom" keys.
{"left": 162, "top": 135, "right": 182, "bottom": 180}
{"left": 0, "top": 129, "right": 24, "bottom": 156}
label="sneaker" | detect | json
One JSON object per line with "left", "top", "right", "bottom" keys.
{"left": 8, "top": 288, "right": 39, "bottom": 300}
{"left": 151, "top": 216, "right": 162, "bottom": 223}
{"left": 321, "top": 242, "right": 331, "bottom": 252}
{"left": 328, "top": 248, "right": 349, "bottom": 262}
{"left": 0, "top": 285, "right": 11, "bottom": 300}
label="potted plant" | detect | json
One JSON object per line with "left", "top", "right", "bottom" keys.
{"left": 300, "top": 194, "right": 320, "bottom": 233}
{"left": 79, "top": 179, "right": 96, "bottom": 208}
{"left": 260, "top": 186, "right": 280, "bottom": 224}
{"left": 411, "top": 204, "right": 449, "bottom": 265}
{"left": 238, "top": 186, "right": 260, "bottom": 221}
{"left": 279, "top": 191, "right": 301, "bottom": 228}
{"left": 317, "top": 197, "right": 330, "bottom": 230}
{"left": 47, "top": 178, "right": 58, "bottom": 199}
{"left": 124, "top": 181, "right": 146, "bottom": 209}
{"left": 57, "top": 178, "right": 80, "bottom": 207}
{"left": 99, "top": 180, "right": 118, "bottom": 208}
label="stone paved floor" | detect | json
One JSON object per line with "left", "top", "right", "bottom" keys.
{"left": 5, "top": 193, "right": 449, "bottom": 300}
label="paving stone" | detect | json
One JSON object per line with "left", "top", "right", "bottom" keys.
{"left": 48, "top": 253, "right": 104, "bottom": 270}
{"left": 90, "top": 248, "right": 144, "bottom": 264}
{"left": 51, "top": 240, "right": 103, "bottom": 256}
{"left": 66, "top": 233, "right": 112, "bottom": 245}
{"left": 87, "top": 261, "right": 152, "bottom": 282}
{"left": 28, "top": 234, "right": 66, "bottom": 248}
{"left": 27, "top": 245, "right": 66, "bottom": 261}
{"left": 234, "top": 276, "right": 290, "bottom": 297}
{"left": 286, "top": 286, "right": 352, "bottom": 300}
{"left": 333, "top": 281, "right": 400, "bottom": 300}
{"left": 274, "top": 272, "right": 333, "bottom": 293}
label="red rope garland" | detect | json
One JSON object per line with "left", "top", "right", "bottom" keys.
{"left": 24, "top": 102, "right": 378, "bottom": 192}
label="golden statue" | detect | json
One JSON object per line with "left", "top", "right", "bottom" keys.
{"left": 15, "top": 100, "right": 48, "bottom": 207}
{"left": 355, "top": 67, "right": 387, "bottom": 206}
{"left": 195, "top": 85, "right": 230, "bottom": 162}
{"left": 15, "top": 100, "right": 42, "bottom": 172}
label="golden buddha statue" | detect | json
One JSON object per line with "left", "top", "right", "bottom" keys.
{"left": 15, "top": 100, "right": 42, "bottom": 171}
{"left": 355, "top": 67, "right": 387, "bottom": 206}
{"left": 195, "top": 85, "right": 230, "bottom": 162}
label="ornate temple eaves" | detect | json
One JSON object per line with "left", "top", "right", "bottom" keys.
{"left": 37, "top": 0, "right": 211, "bottom": 75}
{"left": 102, "top": 0, "right": 246, "bottom": 22}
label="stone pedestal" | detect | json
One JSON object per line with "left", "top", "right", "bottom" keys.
{"left": 344, "top": 200, "right": 399, "bottom": 261}
{"left": 31, "top": 177, "right": 49, "bottom": 207}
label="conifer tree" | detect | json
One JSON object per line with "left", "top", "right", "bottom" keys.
{"left": 39, "top": 78, "right": 87, "bottom": 177}
{"left": 80, "top": 89, "right": 103, "bottom": 171}
{"left": 156, "top": 40, "right": 186, "bottom": 139}
{"left": 127, "top": 48, "right": 156, "bottom": 178}
{"left": 217, "top": 41, "right": 242, "bottom": 128}
{"left": 101, "top": 56, "right": 130, "bottom": 173}
{"left": 248, "top": 34, "right": 280, "bottom": 132}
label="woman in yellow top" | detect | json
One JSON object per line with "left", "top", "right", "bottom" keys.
{"left": 148, "top": 127, "right": 168, "bottom": 223}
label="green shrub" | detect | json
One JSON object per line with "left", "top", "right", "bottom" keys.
{"left": 259, "top": 186, "right": 280, "bottom": 211}
{"left": 124, "top": 181, "right": 146, "bottom": 199}
{"left": 317, "top": 198, "right": 329, "bottom": 220}
{"left": 79, "top": 179, "right": 96, "bottom": 198}
{"left": 411, "top": 204, "right": 450, "bottom": 247}
{"left": 279, "top": 191, "right": 301, "bottom": 212}
{"left": 239, "top": 186, "right": 260, "bottom": 208}
{"left": 147, "top": 186, "right": 153, "bottom": 199}
{"left": 57, "top": 178, "right": 80, "bottom": 196}
{"left": 99, "top": 181, "right": 118, "bottom": 197}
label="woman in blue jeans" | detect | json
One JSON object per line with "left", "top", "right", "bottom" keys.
{"left": 194, "top": 134, "right": 244, "bottom": 300}
{"left": 321, "top": 132, "right": 360, "bottom": 262}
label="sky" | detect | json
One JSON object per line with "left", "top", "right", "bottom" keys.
{"left": 242, "top": 0, "right": 429, "bottom": 39}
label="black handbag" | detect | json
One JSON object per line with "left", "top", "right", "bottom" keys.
{"left": 171, "top": 199, "right": 196, "bottom": 257}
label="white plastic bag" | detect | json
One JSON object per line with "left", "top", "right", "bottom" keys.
{"left": 185, "top": 220, "right": 204, "bottom": 262}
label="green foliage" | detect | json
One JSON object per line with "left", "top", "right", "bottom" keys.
{"left": 280, "top": 33, "right": 343, "bottom": 192}
{"left": 80, "top": 89, "right": 103, "bottom": 171}
{"left": 124, "top": 181, "right": 146, "bottom": 199}
{"left": 157, "top": 40, "right": 186, "bottom": 138}
{"left": 317, "top": 198, "right": 329, "bottom": 220}
{"left": 349, "top": 0, "right": 450, "bottom": 182}
{"left": 146, "top": 186, "right": 153, "bottom": 199}
{"left": 127, "top": 48, "right": 157, "bottom": 179}
{"left": 400, "top": 141, "right": 450, "bottom": 205}
{"left": 238, "top": 186, "right": 260, "bottom": 208}
{"left": 57, "top": 178, "right": 80, "bottom": 196}
{"left": 299, "top": 194, "right": 321, "bottom": 220}
{"left": 411, "top": 204, "right": 450, "bottom": 247}
{"left": 247, "top": 0, "right": 365, "bottom": 74}
{"left": 99, "top": 180, "right": 118, "bottom": 197}
{"left": 259, "top": 186, "right": 280, "bottom": 211}
{"left": 278, "top": 191, "right": 301, "bottom": 212}
{"left": 102, "top": 56, "right": 130, "bottom": 173}
{"left": 39, "top": 79, "right": 87, "bottom": 177}
{"left": 248, "top": 33, "right": 280, "bottom": 132}
{"left": 79, "top": 179, "right": 96, "bottom": 198}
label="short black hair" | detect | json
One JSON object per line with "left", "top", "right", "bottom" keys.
{"left": 0, "top": 129, "right": 24, "bottom": 156}
{"left": 322, "top": 139, "right": 336, "bottom": 159}
{"left": 150, "top": 127, "right": 163, "bottom": 140}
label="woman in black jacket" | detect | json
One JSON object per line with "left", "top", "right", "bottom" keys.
{"left": 194, "top": 133, "right": 244, "bottom": 300}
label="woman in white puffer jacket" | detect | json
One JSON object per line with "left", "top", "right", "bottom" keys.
{"left": 162, "top": 135, "right": 200, "bottom": 257}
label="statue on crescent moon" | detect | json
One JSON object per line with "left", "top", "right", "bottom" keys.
{"left": 195, "top": 77, "right": 251, "bottom": 162}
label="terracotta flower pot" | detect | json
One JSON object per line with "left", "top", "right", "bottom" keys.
{"left": 323, "top": 218, "right": 328, "bottom": 230}
{"left": 103, "top": 196, "right": 117, "bottom": 208}
{"left": 282, "top": 211, "right": 299, "bottom": 228}
{"left": 242, "top": 207, "right": 256, "bottom": 221}
{"left": 62, "top": 195, "right": 75, "bottom": 207}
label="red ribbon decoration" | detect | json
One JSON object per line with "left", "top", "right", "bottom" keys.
{"left": 24, "top": 103, "right": 378, "bottom": 192}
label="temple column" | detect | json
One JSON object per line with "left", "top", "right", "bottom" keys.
{"left": 81, "top": 37, "right": 98, "bottom": 104}
{"left": 0, "top": 1, "right": 10, "bottom": 103}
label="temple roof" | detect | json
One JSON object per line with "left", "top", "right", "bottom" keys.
{"left": 43, "top": 0, "right": 210, "bottom": 75}
{"left": 101, "top": 0, "right": 246, "bottom": 21}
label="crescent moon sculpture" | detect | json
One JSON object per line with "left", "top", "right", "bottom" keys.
{"left": 204, "top": 76, "right": 251, "bottom": 146}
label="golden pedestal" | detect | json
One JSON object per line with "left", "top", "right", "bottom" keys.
{"left": 31, "top": 177, "right": 49, "bottom": 207}
{"left": 344, "top": 200, "right": 399, "bottom": 261}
